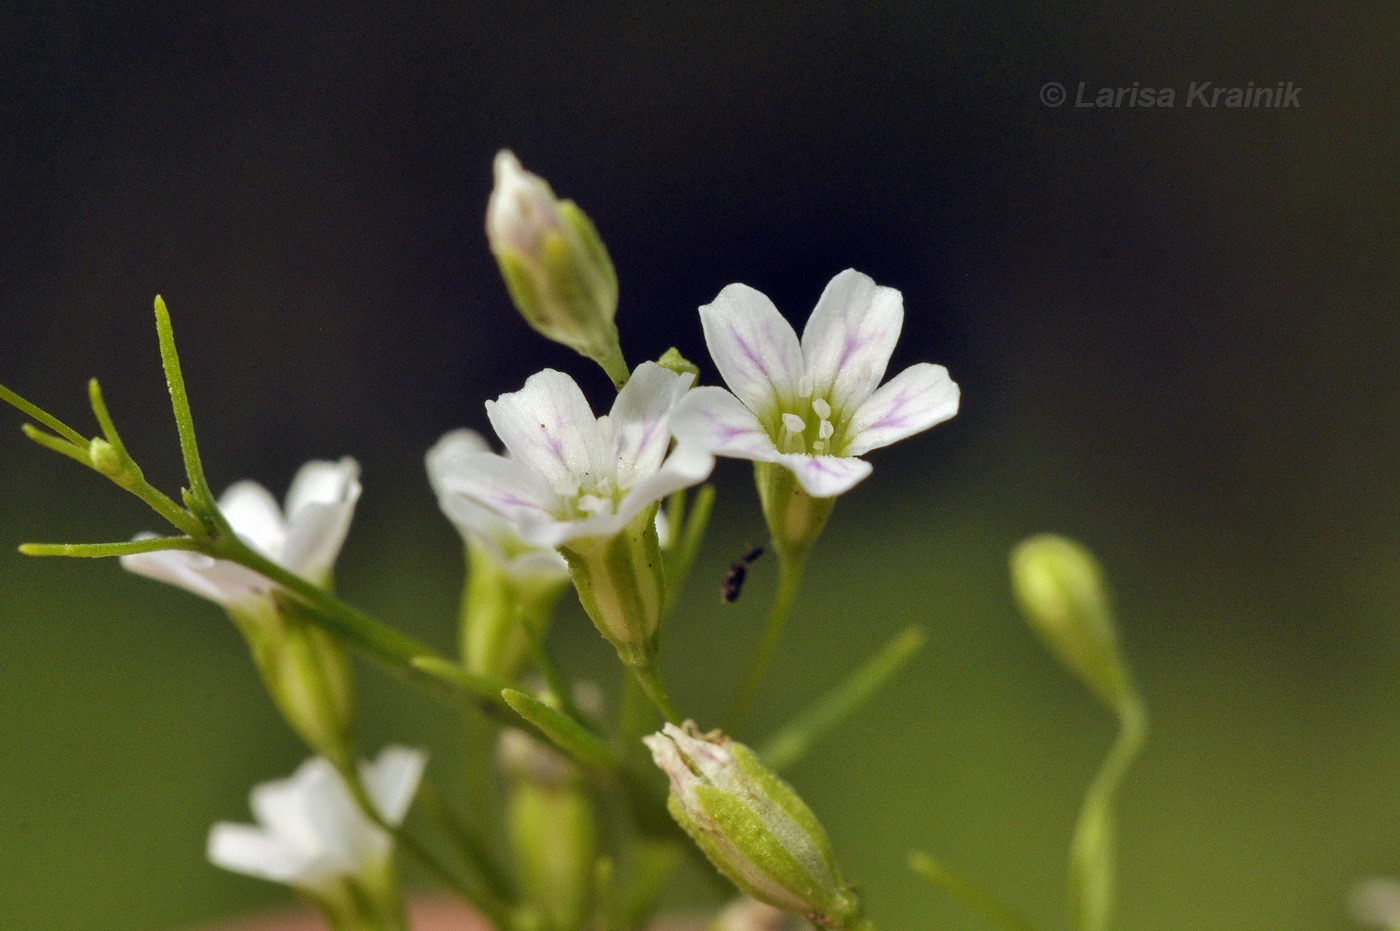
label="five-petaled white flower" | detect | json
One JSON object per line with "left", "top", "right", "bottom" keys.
{"left": 670, "top": 270, "right": 960, "bottom": 497}
{"left": 207, "top": 746, "right": 426, "bottom": 892}
{"left": 427, "top": 429, "right": 569, "bottom": 584}
{"left": 431, "top": 362, "right": 713, "bottom": 549}
{"left": 120, "top": 458, "right": 361, "bottom": 607}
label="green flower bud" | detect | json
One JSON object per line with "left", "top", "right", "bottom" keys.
{"left": 1010, "top": 534, "right": 1133, "bottom": 712}
{"left": 487, "top": 151, "right": 625, "bottom": 384}
{"left": 644, "top": 722, "right": 863, "bottom": 929}
{"left": 656, "top": 347, "right": 700, "bottom": 380}
{"left": 232, "top": 599, "right": 355, "bottom": 767}
{"left": 500, "top": 728, "right": 598, "bottom": 931}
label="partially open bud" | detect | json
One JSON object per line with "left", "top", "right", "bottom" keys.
{"left": 1010, "top": 534, "right": 1134, "bottom": 712}
{"left": 643, "top": 722, "right": 863, "bottom": 929}
{"left": 487, "top": 151, "right": 625, "bottom": 384}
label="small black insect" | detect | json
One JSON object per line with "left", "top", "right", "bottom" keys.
{"left": 721, "top": 545, "right": 766, "bottom": 603}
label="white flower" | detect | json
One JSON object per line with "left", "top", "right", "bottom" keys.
{"left": 671, "top": 269, "right": 960, "bottom": 497}
{"left": 120, "top": 458, "right": 361, "bottom": 607}
{"left": 427, "top": 429, "right": 570, "bottom": 583}
{"left": 208, "top": 746, "right": 426, "bottom": 892}
{"left": 431, "top": 362, "right": 713, "bottom": 549}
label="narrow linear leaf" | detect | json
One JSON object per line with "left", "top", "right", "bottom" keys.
{"left": 20, "top": 537, "right": 205, "bottom": 558}
{"left": 761, "top": 625, "right": 926, "bottom": 771}
{"left": 502, "top": 688, "right": 620, "bottom": 773}
{"left": 909, "top": 851, "right": 1042, "bottom": 931}
{"left": 19, "top": 424, "right": 91, "bottom": 465}
{"left": 0, "top": 383, "right": 88, "bottom": 446}
{"left": 152, "top": 296, "right": 216, "bottom": 507}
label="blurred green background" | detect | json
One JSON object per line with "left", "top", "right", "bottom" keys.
{"left": 2, "top": 3, "right": 1398, "bottom": 929}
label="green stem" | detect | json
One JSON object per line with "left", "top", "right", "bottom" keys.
{"left": 418, "top": 777, "right": 517, "bottom": 907}
{"left": 909, "top": 851, "right": 1042, "bottom": 931}
{"left": 152, "top": 295, "right": 218, "bottom": 513}
{"left": 723, "top": 552, "right": 807, "bottom": 732}
{"left": 595, "top": 343, "right": 630, "bottom": 390}
{"left": 340, "top": 766, "right": 516, "bottom": 931}
{"left": 1069, "top": 695, "right": 1148, "bottom": 931}
{"left": 629, "top": 662, "right": 680, "bottom": 725}
{"left": 0, "top": 383, "right": 88, "bottom": 446}
{"left": 20, "top": 536, "right": 206, "bottom": 558}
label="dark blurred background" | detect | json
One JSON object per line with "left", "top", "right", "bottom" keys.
{"left": 2, "top": 3, "right": 1398, "bottom": 929}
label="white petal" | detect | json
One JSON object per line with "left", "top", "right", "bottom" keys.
{"left": 487, "top": 369, "right": 609, "bottom": 492}
{"left": 434, "top": 451, "right": 559, "bottom": 532}
{"left": 285, "top": 458, "right": 360, "bottom": 516}
{"left": 250, "top": 758, "right": 333, "bottom": 856}
{"left": 425, "top": 429, "right": 492, "bottom": 501}
{"left": 218, "top": 481, "right": 287, "bottom": 558}
{"left": 699, "top": 283, "right": 805, "bottom": 417}
{"left": 281, "top": 460, "right": 361, "bottom": 582}
{"left": 207, "top": 822, "right": 311, "bottom": 883}
{"left": 669, "top": 387, "right": 784, "bottom": 463}
{"left": 800, "top": 269, "right": 903, "bottom": 413}
{"left": 609, "top": 362, "right": 693, "bottom": 486}
{"left": 842, "top": 363, "right": 960, "bottom": 457}
{"left": 300, "top": 759, "right": 379, "bottom": 872}
{"left": 774, "top": 453, "right": 874, "bottom": 497}
{"left": 362, "top": 746, "right": 428, "bottom": 825}
{"left": 121, "top": 543, "right": 270, "bottom": 607}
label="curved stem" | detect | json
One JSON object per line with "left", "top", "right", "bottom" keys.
{"left": 723, "top": 552, "right": 806, "bottom": 732}
{"left": 629, "top": 662, "right": 681, "bottom": 725}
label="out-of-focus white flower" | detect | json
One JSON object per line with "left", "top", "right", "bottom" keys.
{"left": 121, "top": 458, "right": 361, "bottom": 607}
{"left": 671, "top": 269, "right": 959, "bottom": 498}
{"left": 427, "top": 429, "right": 569, "bottom": 585}
{"left": 208, "top": 746, "right": 426, "bottom": 893}
{"left": 432, "top": 362, "right": 712, "bottom": 549}
{"left": 1351, "top": 878, "right": 1400, "bottom": 928}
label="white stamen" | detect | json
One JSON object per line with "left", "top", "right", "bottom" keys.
{"left": 782, "top": 413, "right": 806, "bottom": 434}
{"left": 818, "top": 419, "right": 834, "bottom": 440}
{"left": 797, "top": 376, "right": 814, "bottom": 398}
{"left": 812, "top": 440, "right": 826, "bottom": 454}
{"left": 812, "top": 398, "right": 831, "bottom": 419}
{"left": 577, "top": 494, "right": 608, "bottom": 515}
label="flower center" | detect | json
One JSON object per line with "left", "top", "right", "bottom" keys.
{"left": 774, "top": 376, "right": 843, "bottom": 456}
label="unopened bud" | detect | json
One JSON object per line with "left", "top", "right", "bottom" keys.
{"left": 1010, "top": 534, "right": 1133, "bottom": 711}
{"left": 657, "top": 347, "right": 700, "bottom": 380}
{"left": 500, "top": 728, "right": 597, "bottom": 931}
{"left": 487, "top": 151, "right": 624, "bottom": 382}
{"left": 644, "top": 722, "right": 863, "bottom": 929}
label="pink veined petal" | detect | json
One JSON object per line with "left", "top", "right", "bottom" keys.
{"left": 433, "top": 451, "right": 560, "bottom": 529}
{"left": 218, "top": 481, "right": 287, "bottom": 558}
{"left": 487, "top": 369, "right": 608, "bottom": 491}
{"left": 362, "top": 746, "right": 428, "bottom": 825}
{"left": 207, "top": 822, "right": 311, "bottom": 883}
{"left": 800, "top": 269, "right": 904, "bottom": 414}
{"left": 669, "top": 387, "right": 784, "bottom": 463}
{"left": 120, "top": 544, "right": 269, "bottom": 607}
{"left": 284, "top": 458, "right": 360, "bottom": 517}
{"left": 842, "top": 363, "right": 960, "bottom": 457}
{"left": 773, "top": 452, "right": 874, "bottom": 497}
{"left": 699, "top": 283, "right": 805, "bottom": 418}
{"left": 610, "top": 362, "right": 693, "bottom": 485}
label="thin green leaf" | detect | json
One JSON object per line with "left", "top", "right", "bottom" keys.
{"left": 502, "top": 688, "right": 620, "bottom": 774}
{"left": 20, "top": 536, "right": 205, "bottom": 558}
{"left": 152, "top": 296, "right": 216, "bottom": 510}
{"left": 19, "top": 424, "right": 91, "bottom": 466}
{"left": 760, "top": 625, "right": 926, "bottom": 771}
{"left": 0, "top": 383, "right": 88, "bottom": 446}
{"left": 909, "top": 851, "right": 1043, "bottom": 931}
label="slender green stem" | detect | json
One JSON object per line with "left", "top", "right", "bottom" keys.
{"left": 19, "top": 423, "right": 90, "bottom": 465}
{"left": 723, "top": 552, "right": 807, "bottom": 732}
{"left": 662, "top": 484, "right": 715, "bottom": 623}
{"left": 595, "top": 343, "right": 630, "bottom": 390}
{"left": 628, "top": 662, "right": 680, "bottom": 725}
{"left": 0, "top": 384, "right": 88, "bottom": 446}
{"left": 152, "top": 295, "right": 218, "bottom": 512}
{"left": 1068, "top": 695, "right": 1147, "bottom": 931}
{"left": 909, "top": 851, "right": 1042, "bottom": 931}
{"left": 419, "top": 777, "right": 517, "bottom": 906}
{"left": 340, "top": 766, "right": 516, "bottom": 931}
{"left": 760, "top": 625, "right": 926, "bottom": 771}
{"left": 520, "top": 606, "right": 584, "bottom": 726}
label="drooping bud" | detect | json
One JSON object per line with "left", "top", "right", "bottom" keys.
{"left": 1010, "top": 534, "right": 1134, "bottom": 712}
{"left": 500, "top": 728, "right": 598, "bottom": 931}
{"left": 486, "top": 151, "right": 626, "bottom": 386}
{"left": 643, "top": 722, "right": 863, "bottom": 929}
